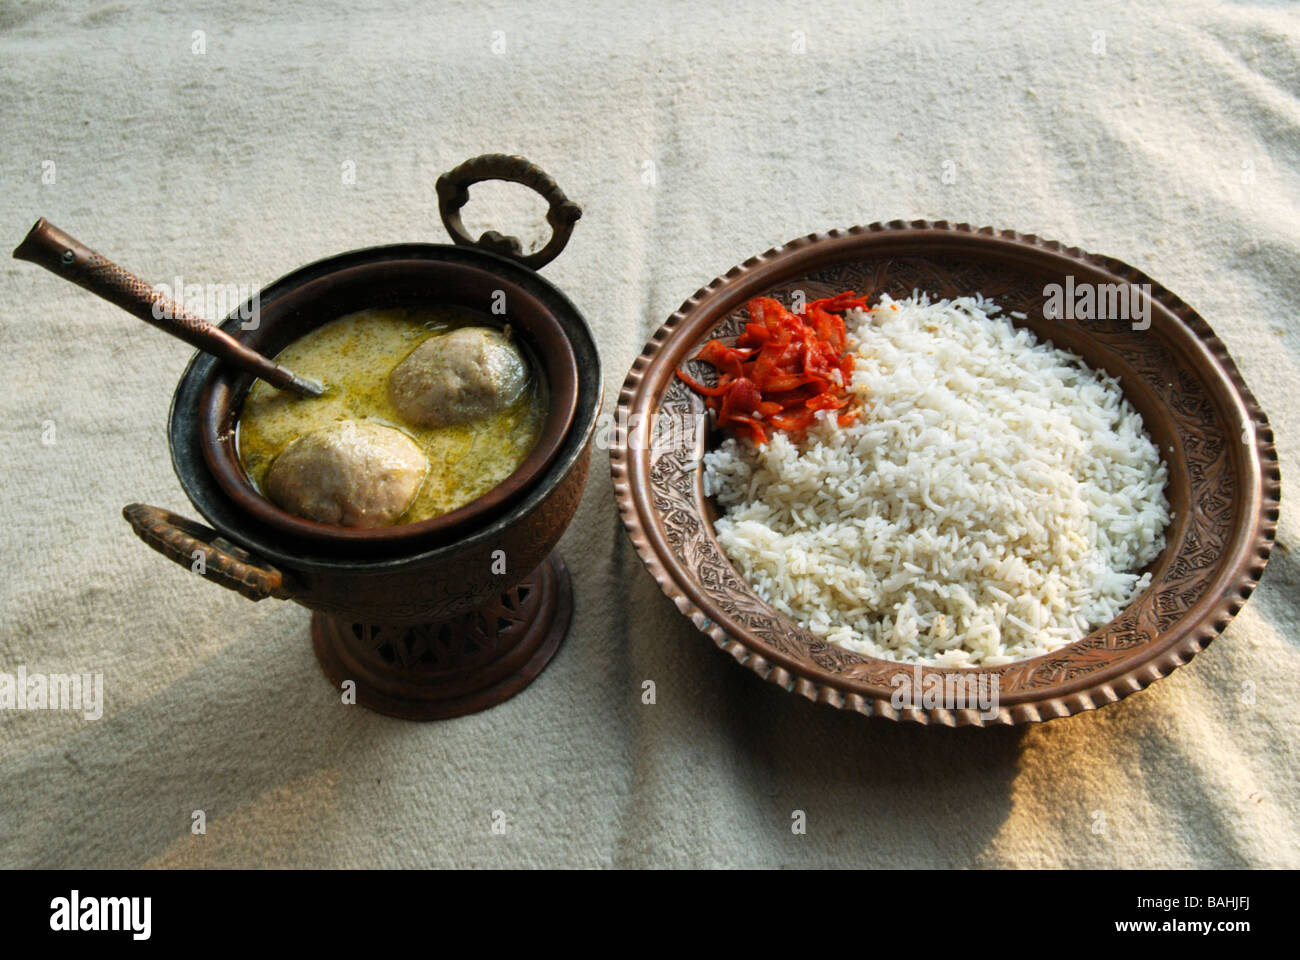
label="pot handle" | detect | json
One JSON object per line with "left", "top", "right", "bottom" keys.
{"left": 122, "top": 503, "right": 294, "bottom": 602}
{"left": 436, "top": 154, "right": 581, "bottom": 270}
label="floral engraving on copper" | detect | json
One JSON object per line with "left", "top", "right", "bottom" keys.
{"left": 614, "top": 223, "right": 1279, "bottom": 724}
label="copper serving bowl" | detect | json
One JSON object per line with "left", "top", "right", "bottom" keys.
{"left": 611, "top": 221, "right": 1281, "bottom": 727}
{"left": 122, "top": 156, "right": 604, "bottom": 720}
{"left": 200, "top": 257, "right": 578, "bottom": 546}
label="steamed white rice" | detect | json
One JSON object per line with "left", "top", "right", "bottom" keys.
{"left": 702, "top": 293, "right": 1171, "bottom": 666}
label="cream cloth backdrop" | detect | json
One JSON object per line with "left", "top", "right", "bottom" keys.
{"left": 1, "top": 0, "right": 1297, "bottom": 868}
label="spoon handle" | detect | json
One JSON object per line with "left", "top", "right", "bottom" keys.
{"left": 13, "top": 218, "right": 323, "bottom": 397}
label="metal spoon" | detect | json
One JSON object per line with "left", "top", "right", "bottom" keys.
{"left": 12, "top": 218, "right": 325, "bottom": 398}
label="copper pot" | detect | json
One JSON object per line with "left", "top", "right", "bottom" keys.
{"left": 122, "top": 156, "right": 603, "bottom": 720}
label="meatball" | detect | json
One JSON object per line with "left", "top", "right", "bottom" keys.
{"left": 265, "top": 420, "right": 427, "bottom": 527}
{"left": 388, "top": 326, "right": 529, "bottom": 428}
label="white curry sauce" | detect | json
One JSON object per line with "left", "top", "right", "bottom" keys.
{"left": 237, "top": 307, "right": 546, "bottom": 525}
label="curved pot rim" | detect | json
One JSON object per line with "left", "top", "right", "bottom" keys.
{"left": 197, "top": 256, "right": 580, "bottom": 546}
{"left": 169, "top": 241, "right": 603, "bottom": 575}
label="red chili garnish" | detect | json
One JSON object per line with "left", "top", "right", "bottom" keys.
{"left": 675, "top": 291, "right": 866, "bottom": 444}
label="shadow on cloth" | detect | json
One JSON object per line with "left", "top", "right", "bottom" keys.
{"left": 0, "top": 601, "right": 429, "bottom": 868}
{"left": 611, "top": 556, "right": 1028, "bottom": 868}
